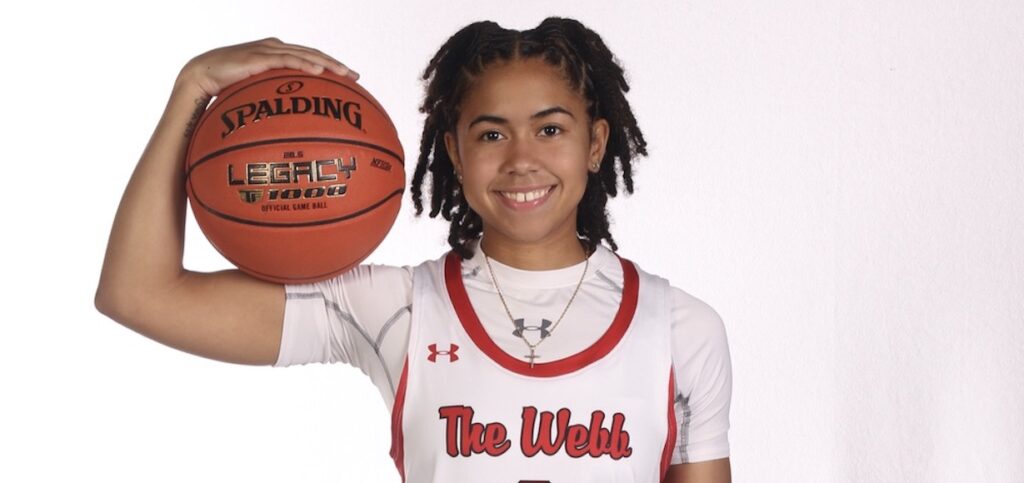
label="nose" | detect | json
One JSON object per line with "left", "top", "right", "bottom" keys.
{"left": 501, "top": 136, "right": 540, "bottom": 175}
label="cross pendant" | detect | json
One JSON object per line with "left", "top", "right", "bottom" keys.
{"left": 525, "top": 348, "right": 540, "bottom": 368}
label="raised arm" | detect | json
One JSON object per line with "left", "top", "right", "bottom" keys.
{"left": 94, "top": 38, "right": 357, "bottom": 365}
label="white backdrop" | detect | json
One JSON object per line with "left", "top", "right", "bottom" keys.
{"left": 2, "top": 1, "right": 1021, "bottom": 482}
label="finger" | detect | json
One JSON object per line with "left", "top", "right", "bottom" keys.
{"left": 256, "top": 37, "right": 285, "bottom": 46}
{"left": 254, "top": 53, "right": 326, "bottom": 76}
{"left": 300, "top": 48, "right": 359, "bottom": 80}
{"left": 257, "top": 40, "right": 357, "bottom": 79}
{"left": 282, "top": 44, "right": 346, "bottom": 71}
{"left": 259, "top": 47, "right": 357, "bottom": 79}
{"left": 280, "top": 46, "right": 357, "bottom": 79}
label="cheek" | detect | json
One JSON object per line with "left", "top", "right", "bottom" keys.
{"left": 458, "top": 143, "right": 499, "bottom": 174}
{"left": 566, "top": 170, "right": 591, "bottom": 202}
{"left": 459, "top": 162, "right": 494, "bottom": 199}
{"left": 458, "top": 164, "right": 494, "bottom": 209}
{"left": 559, "top": 144, "right": 593, "bottom": 183}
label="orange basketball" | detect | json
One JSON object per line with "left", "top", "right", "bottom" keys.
{"left": 185, "top": 69, "right": 404, "bottom": 284}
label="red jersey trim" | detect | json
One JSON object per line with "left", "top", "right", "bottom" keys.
{"left": 660, "top": 367, "right": 679, "bottom": 480}
{"left": 443, "top": 251, "right": 640, "bottom": 378}
{"left": 388, "top": 357, "right": 409, "bottom": 482}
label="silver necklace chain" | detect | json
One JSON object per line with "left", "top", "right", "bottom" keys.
{"left": 481, "top": 244, "right": 590, "bottom": 368}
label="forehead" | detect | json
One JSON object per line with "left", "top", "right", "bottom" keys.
{"left": 457, "top": 58, "right": 587, "bottom": 123}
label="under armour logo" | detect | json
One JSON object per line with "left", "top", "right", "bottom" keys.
{"left": 512, "top": 318, "right": 552, "bottom": 339}
{"left": 427, "top": 343, "right": 459, "bottom": 363}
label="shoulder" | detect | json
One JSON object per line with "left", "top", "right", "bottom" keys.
{"left": 282, "top": 263, "right": 422, "bottom": 315}
{"left": 284, "top": 250, "right": 462, "bottom": 296}
{"left": 623, "top": 256, "right": 729, "bottom": 358}
{"left": 665, "top": 284, "right": 730, "bottom": 382}
{"left": 623, "top": 255, "right": 726, "bottom": 336}
{"left": 668, "top": 285, "right": 727, "bottom": 339}
{"left": 286, "top": 263, "right": 413, "bottom": 294}
{"left": 319, "top": 250, "right": 456, "bottom": 293}
{"left": 666, "top": 283, "right": 731, "bottom": 400}
{"left": 617, "top": 256, "right": 716, "bottom": 310}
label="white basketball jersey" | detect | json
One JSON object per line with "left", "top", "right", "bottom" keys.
{"left": 390, "top": 251, "right": 677, "bottom": 483}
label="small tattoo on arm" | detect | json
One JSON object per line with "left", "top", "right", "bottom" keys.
{"left": 184, "top": 95, "right": 211, "bottom": 139}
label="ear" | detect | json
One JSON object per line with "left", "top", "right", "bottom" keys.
{"left": 443, "top": 131, "right": 463, "bottom": 179}
{"left": 588, "top": 118, "right": 610, "bottom": 172}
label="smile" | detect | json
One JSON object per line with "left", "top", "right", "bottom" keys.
{"left": 499, "top": 187, "right": 552, "bottom": 202}
{"left": 495, "top": 186, "right": 555, "bottom": 210}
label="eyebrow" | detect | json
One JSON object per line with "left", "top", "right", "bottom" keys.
{"left": 466, "top": 106, "right": 576, "bottom": 129}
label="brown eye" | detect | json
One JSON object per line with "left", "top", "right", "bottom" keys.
{"left": 481, "top": 131, "right": 504, "bottom": 141}
{"left": 540, "top": 125, "right": 562, "bottom": 136}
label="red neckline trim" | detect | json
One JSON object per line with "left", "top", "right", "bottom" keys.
{"left": 443, "top": 251, "right": 639, "bottom": 378}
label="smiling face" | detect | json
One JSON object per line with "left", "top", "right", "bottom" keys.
{"left": 444, "top": 57, "right": 609, "bottom": 268}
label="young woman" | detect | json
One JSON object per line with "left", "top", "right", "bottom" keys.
{"left": 96, "top": 17, "right": 731, "bottom": 483}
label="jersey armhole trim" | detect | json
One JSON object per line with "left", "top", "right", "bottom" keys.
{"left": 389, "top": 357, "right": 409, "bottom": 482}
{"left": 660, "top": 366, "right": 679, "bottom": 480}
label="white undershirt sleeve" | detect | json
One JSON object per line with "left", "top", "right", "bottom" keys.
{"left": 273, "top": 264, "right": 413, "bottom": 410}
{"left": 669, "top": 286, "right": 733, "bottom": 464}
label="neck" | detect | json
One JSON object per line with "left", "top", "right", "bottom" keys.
{"left": 478, "top": 230, "right": 589, "bottom": 271}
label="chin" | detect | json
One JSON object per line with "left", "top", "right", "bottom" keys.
{"left": 489, "top": 218, "right": 578, "bottom": 246}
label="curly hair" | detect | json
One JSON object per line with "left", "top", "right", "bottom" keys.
{"left": 410, "top": 17, "right": 648, "bottom": 260}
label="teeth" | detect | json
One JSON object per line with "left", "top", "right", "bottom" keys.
{"left": 501, "top": 188, "right": 549, "bottom": 203}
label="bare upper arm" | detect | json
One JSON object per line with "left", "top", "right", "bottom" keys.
{"left": 663, "top": 457, "right": 731, "bottom": 483}
{"left": 97, "top": 268, "right": 285, "bottom": 366}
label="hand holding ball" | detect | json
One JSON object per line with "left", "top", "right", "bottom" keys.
{"left": 185, "top": 69, "right": 404, "bottom": 283}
